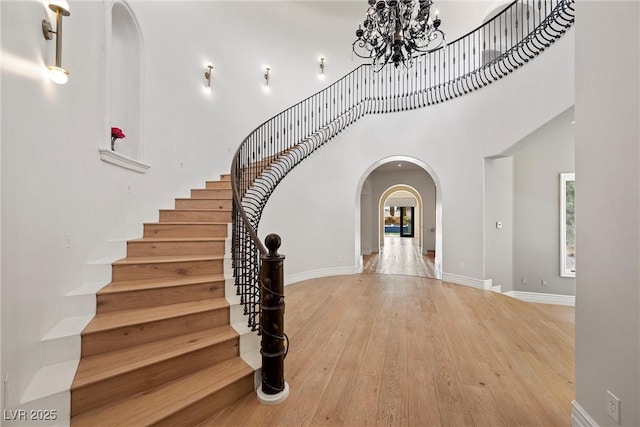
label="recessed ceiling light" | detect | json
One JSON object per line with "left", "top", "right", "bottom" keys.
{"left": 398, "top": 163, "right": 402, "bottom": 167}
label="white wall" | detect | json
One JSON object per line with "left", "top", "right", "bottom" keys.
{"left": 260, "top": 28, "right": 575, "bottom": 286}
{"left": 511, "top": 108, "right": 575, "bottom": 295}
{"left": 484, "top": 107, "right": 575, "bottom": 296}
{"left": 574, "top": 2, "right": 640, "bottom": 426}
{"left": 484, "top": 156, "right": 514, "bottom": 291}
{"left": 2, "top": 1, "right": 112, "bottom": 407}
{"left": 360, "top": 178, "right": 373, "bottom": 254}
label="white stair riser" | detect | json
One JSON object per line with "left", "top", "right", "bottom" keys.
{"left": 84, "top": 262, "right": 112, "bottom": 284}
{"left": 104, "top": 240, "right": 127, "bottom": 260}
{"left": 41, "top": 335, "right": 81, "bottom": 367}
{"left": 63, "top": 294, "right": 96, "bottom": 318}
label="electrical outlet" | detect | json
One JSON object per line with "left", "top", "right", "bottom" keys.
{"left": 459, "top": 262, "right": 465, "bottom": 270}
{"left": 606, "top": 390, "right": 620, "bottom": 424}
{"left": 541, "top": 279, "right": 547, "bottom": 286}
{"left": 65, "top": 233, "right": 71, "bottom": 249}
{"left": 521, "top": 277, "right": 527, "bottom": 285}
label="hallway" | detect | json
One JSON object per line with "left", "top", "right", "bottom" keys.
{"left": 362, "top": 236, "right": 437, "bottom": 278}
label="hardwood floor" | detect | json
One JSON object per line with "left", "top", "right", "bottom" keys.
{"left": 200, "top": 274, "right": 575, "bottom": 427}
{"left": 362, "top": 236, "right": 437, "bottom": 278}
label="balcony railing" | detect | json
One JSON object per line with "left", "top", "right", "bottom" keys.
{"left": 230, "top": 0, "right": 574, "bottom": 397}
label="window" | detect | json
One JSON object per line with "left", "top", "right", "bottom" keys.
{"left": 560, "top": 173, "right": 575, "bottom": 277}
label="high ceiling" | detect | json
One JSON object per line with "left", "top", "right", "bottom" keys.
{"left": 188, "top": 0, "right": 509, "bottom": 42}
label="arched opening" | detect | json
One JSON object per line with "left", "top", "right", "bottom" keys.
{"left": 355, "top": 156, "right": 442, "bottom": 278}
{"left": 379, "top": 185, "right": 423, "bottom": 250}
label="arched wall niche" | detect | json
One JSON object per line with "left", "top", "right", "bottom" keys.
{"left": 104, "top": 0, "right": 147, "bottom": 171}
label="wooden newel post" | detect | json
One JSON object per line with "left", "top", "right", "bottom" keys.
{"left": 257, "top": 233, "right": 290, "bottom": 404}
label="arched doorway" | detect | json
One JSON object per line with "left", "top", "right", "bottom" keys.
{"left": 356, "top": 156, "right": 442, "bottom": 278}
{"left": 379, "top": 185, "right": 423, "bottom": 250}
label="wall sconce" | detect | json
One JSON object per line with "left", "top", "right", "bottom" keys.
{"left": 319, "top": 57, "right": 326, "bottom": 81}
{"left": 42, "top": 0, "right": 70, "bottom": 85}
{"left": 204, "top": 64, "right": 213, "bottom": 91}
{"left": 264, "top": 67, "right": 271, "bottom": 87}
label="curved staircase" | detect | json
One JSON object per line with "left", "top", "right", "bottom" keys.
{"left": 70, "top": 175, "right": 256, "bottom": 426}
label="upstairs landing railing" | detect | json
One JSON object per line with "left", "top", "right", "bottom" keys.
{"left": 230, "top": 0, "right": 574, "bottom": 398}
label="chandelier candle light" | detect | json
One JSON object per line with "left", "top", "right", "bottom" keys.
{"left": 353, "top": 0, "right": 445, "bottom": 71}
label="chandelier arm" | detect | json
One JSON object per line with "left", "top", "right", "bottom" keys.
{"left": 353, "top": 0, "right": 444, "bottom": 72}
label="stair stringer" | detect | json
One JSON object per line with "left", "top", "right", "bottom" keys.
{"left": 12, "top": 182, "right": 256, "bottom": 427}
{"left": 9, "top": 223, "right": 146, "bottom": 427}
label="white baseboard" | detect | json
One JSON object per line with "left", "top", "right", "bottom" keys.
{"left": 503, "top": 290, "right": 575, "bottom": 306}
{"left": 572, "top": 400, "right": 599, "bottom": 427}
{"left": 285, "top": 266, "right": 357, "bottom": 286}
{"left": 441, "top": 273, "right": 493, "bottom": 290}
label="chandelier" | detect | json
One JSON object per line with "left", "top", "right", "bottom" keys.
{"left": 352, "top": 0, "right": 445, "bottom": 71}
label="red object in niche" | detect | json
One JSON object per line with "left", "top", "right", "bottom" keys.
{"left": 111, "top": 127, "right": 126, "bottom": 151}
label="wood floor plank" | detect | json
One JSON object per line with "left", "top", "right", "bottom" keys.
{"left": 476, "top": 359, "right": 546, "bottom": 426}
{"left": 463, "top": 383, "right": 509, "bottom": 426}
{"left": 199, "top": 273, "right": 574, "bottom": 427}
{"left": 343, "top": 373, "right": 382, "bottom": 427}
{"left": 310, "top": 318, "right": 374, "bottom": 426}
{"left": 277, "top": 351, "right": 342, "bottom": 427}
{"left": 376, "top": 318, "right": 409, "bottom": 426}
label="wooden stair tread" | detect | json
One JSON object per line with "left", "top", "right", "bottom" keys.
{"left": 71, "top": 357, "right": 253, "bottom": 426}
{"left": 98, "top": 275, "right": 226, "bottom": 294}
{"left": 160, "top": 208, "right": 232, "bottom": 212}
{"left": 72, "top": 326, "right": 238, "bottom": 389}
{"left": 113, "top": 255, "right": 224, "bottom": 265}
{"left": 129, "top": 237, "right": 226, "bottom": 242}
{"left": 145, "top": 221, "right": 228, "bottom": 225}
{"left": 71, "top": 175, "right": 252, "bottom": 423}
{"left": 175, "top": 198, "right": 230, "bottom": 201}
{"left": 83, "top": 298, "right": 229, "bottom": 334}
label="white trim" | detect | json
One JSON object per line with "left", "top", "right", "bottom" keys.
{"left": 99, "top": 148, "right": 150, "bottom": 173}
{"left": 503, "top": 290, "right": 575, "bottom": 306}
{"left": 572, "top": 400, "right": 599, "bottom": 427}
{"left": 257, "top": 381, "right": 289, "bottom": 405}
{"left": 560, "top": 172, "right": 576, "bottom": 278}
{"left": 442, "top": 273, "right": 493, "bottom": 290}
{"left": 491, "top": 284, "right": 502, "bottom": 293}
{"left": 285, "top": 266, "right": 357, "bottom": 286}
